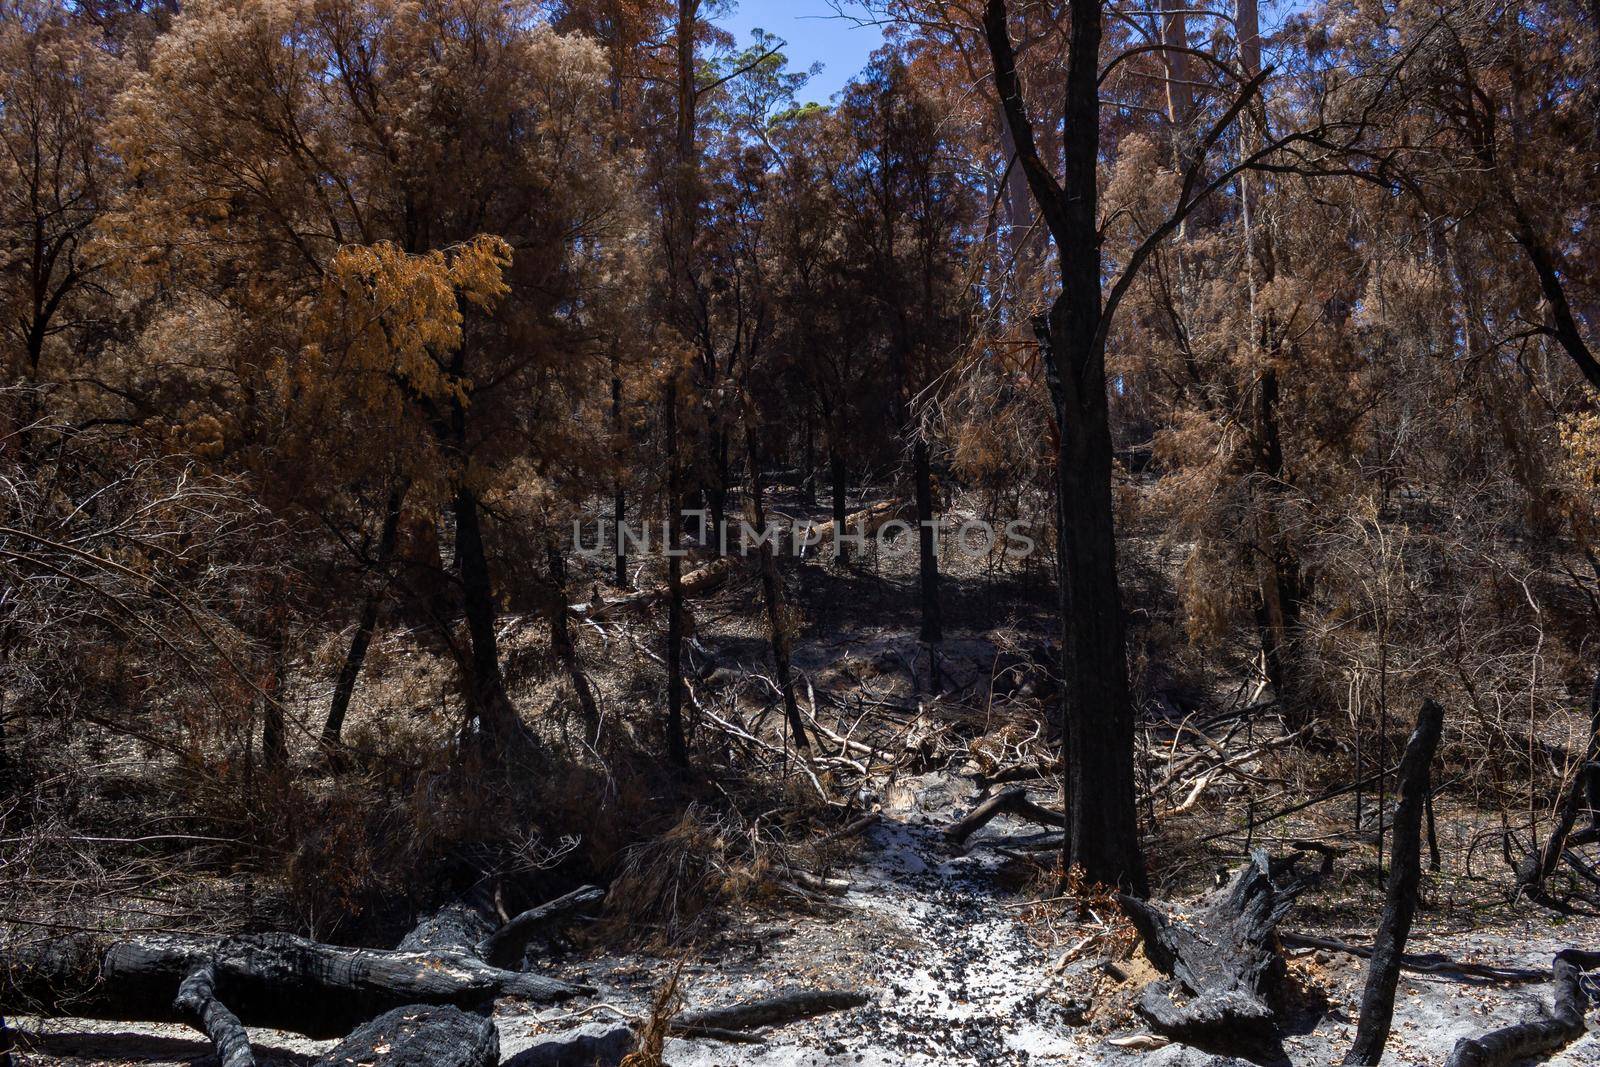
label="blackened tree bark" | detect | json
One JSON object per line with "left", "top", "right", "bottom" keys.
{"left": 746, "top": 429, "right": 810, "bottom": 750}
{"left": 453, "top": 485, "right": 523, "bottom": 746}
{"left": 612, "top": 348, "right": 628, "bottom": 588}
{"left": 912, "top": 437, "right": 942, "bottom": 643}
{"left": 322, "top": 484, "right": 406, "bottom": 751}
{"left": 1345, "top": 698, "right": 1445, "bottom": 1065}
{"left": 985, "top": 0, "right": 1145, "bottom": 893}
{"left": 824, "top": 398, "right": 850, "bottom": 564}
{"left": 664, "top": 380, "right": 689, "bottom": 767}
{"left": 545, "top": 543, "right": 600, "bottom": 732}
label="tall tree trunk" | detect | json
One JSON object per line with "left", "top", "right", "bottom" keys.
{"left": 985, "top": 0, "right": 1146, "bottom": 894}
{"left": 1235, "top": 0, "right": 1304, "bottom": 710}
{"left": 612, "top": 348, "right": 628, "bottom": 589}
{"left": 912, "top": 436, "right": 942, "bottom": 643}
{"left": 802, "top": 413, "right": 817, "bottom": 509}
{"left": 454, "top": 485, "right": 522, "bottom": 747}
{"left": 746, "top": 430, "right": 809, "bottom": 750}
{"left": 664, "top": 380, "right": 689, "bottom": 767}
{"left": 546, "top": 543, "right": 600, "bottom": 733}
{"left": 829, "top": 440, "right": 849, "bottom": 564}
{"left": 663, "top": 0, "right": 698, "bottom": 769}
{"left": 322, "top": 485, "right": 406, "bottom": 751}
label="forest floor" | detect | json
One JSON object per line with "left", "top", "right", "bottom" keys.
{"left": 11, "top": 489, "right": 1600, "bottom": 1065}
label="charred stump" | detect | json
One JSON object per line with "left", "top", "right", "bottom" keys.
{"left": 1118, "top": 848, "right": 1317, "bottom": 1047}
{"left": 316, "top": 1004, "right": 498, "bottom": 1067}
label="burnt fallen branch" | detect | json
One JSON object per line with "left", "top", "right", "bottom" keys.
{"left": 1279, "top": 933, "right": 1548, "bottom": 984}
{"left": 174, "top": 964, "right": 254, "bottom": 1067}
{"left": 477, "top": 885, "right": 605, "bottom": 968}
{"left": 945, "top": 786, "right": 1067, "bottom": 845}
{"left": 1443, "top": 949, "right": 1600, "bottom": 1067}
{"left": 1118, "top": 849, "right": 1317, "bottom": 1046}
{"left": 671, "top": 988, "right": 869, "bottom": 1035}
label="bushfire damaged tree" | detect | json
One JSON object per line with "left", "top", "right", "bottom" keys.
{"left": 4, "top": 0, "right": 1600, "bottom": 1062}
{"left": 836, "top": 54, "right": 977, "bottom": 645}
{"left": 101, "top": 0, "right": 636, "bottom": 757}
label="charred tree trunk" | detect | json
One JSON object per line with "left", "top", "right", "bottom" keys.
{"left": 984, "top": 0, "right": 1145, "bottom": 893}
{"left": 912, "top": 436, "right": 942, "bottom": 644}
{"left": 323, "top": 485, "right": 407, "bottom": 751}
{"left": 454, "top": 485, "right": 523, "bottom": 748}
{"left": 612, "top": 350, "right": 628, "bottom": 589}
{"left": 664, "top": 380, "right": 689, "bottom": 767}
{"left": 829, "top": 438, "right": 849, "bottom": 564}
{"left": 1344, "top": 697, "right": 1445, "bottom": 1065}
{"left": 746, "top": 431, "right": 809, "bottom": 751}
{"left": 1, "top": 930, "right": 586, "bottom": 1039}
{"left": 802, "top": 413, "right": 817, "bottom": 509}
{"left": 546, "top": 544, "right": 600, "bottom": 732}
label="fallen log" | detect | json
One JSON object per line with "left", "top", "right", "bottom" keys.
{"left": 572, "top": 559, "right": 731, "bottom": 618}
{"left": 1118, "top": 849, "right": 1317, "bottom": 1045}
{"left": 316, "top": 1004, "right": 498, "bottom": 1067}
{"left": 801, "top": 501, "right": 912, "bottom": 556}
{"left": 945, "top": 786, "right": 1067, "bottom": 845}
{"left": 1279, "top": 933, "right": 1548, "bottom": 984}
{"left": 2, "top": 929, "right": 588, "bottom": 1039}
{"left": 1443, "top": 949, "right": 1600, "bottom": 1067}
{"left": 503, "top": 988, "right": 867, "bottom": 1067}
{"left": 1344, "top": 697, "right": 1445, "bottom": 1066}
{"left": 672, "top": 988, "right": 869, "bottom": 1035}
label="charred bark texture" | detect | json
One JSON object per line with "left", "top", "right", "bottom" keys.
{"left": 316, "top": 1004, "right": 498, "bottom": 1067}
{"left": 983, "top": 0, "right": 1145, "bottom": 893}
{"left": 175, "top": 965, "right": 254, "bottom": 1067}
{"left": 1443, "top": 950, "right": 1600, "bottom": 1067}
{"left": 1119, "top": 849, "right": 1316, "bottom": 1045}
{"left": 1344, "top": 697, "right": 1445, "bottom": 1065}
{"left": 2, "top": 930, "right": 587, "bottom": 1039}
{"left": 746, "top": 432, "right": 809, "bottom": 750}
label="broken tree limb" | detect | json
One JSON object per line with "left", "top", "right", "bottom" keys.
{"left": 316, "top": 1004, "right": 499, "bottom": 1067}
{"left": 174, "top": 965, "right": 254, "bottom": 1067}
{"left": 1443, "top": 949, "right": 1600, "bottom": 1067}
{"left": 945, "top": 786, "right": 1066, "bottom": 845}
{"left": 1, "top": 930, "right": 589, "bottom": 1038}
{"left": 572, "top": 559, "right": 732, "bottom": 619}
{"left": 1344, "top": 697, "right": 1445, "bottom": 1066}
{"left": 1279, "top": 933, "right": 1548, "bottom": 984}
{"left": 671, "top": 989, "right": 869, "bottom": 1035}
{"left": 477, "top": 885, "right": 605, "bottom": 968}
{"left": 1118, "top": 849, "right": 1316, "bottom": 1045}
